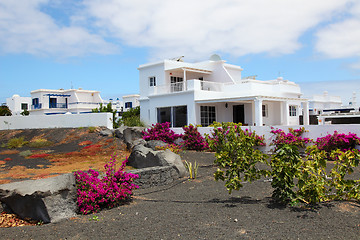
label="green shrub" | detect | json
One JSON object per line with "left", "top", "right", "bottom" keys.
{"left": 28, "top": 139, "right": 53, "bottom": 148}
{"left": 206, "top": 122, "right": 268, "bottom": 194}
{"left": 88, "top": 127, "right": 96, "bottom": 133}
{"left": 19, "top": 150, "right": 33, "bottom": 158}
{"left": 7, "top": 137, "right": 28, "bottom": 149}
{"left": 119, "top": 106, "right": 145, "bottom": 127}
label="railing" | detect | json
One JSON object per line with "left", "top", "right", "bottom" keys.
{"left": 49, "top": 103, "right": 67, "bottom": 109}
{"left": 31, "top": 104, "right": 42, "bottom": 110}
{"left": 170, "top": 82, "right": 184, "bottom": 92}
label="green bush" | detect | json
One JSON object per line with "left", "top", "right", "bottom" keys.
{"left": 7, "top": 137, "right": 28, "bottom": 149}
{"left": 206, "top": 122, "right": 268, "bottom": 193}
{"left": 88, "top": 127, "right": 96, "bottom": 133}
{"left": 28, "top": 139, "right": 53, "bottom": 148}
{"left": 119, "top": 107, "right": 145, "bottom": 127}
{"left": 19, "top": 150, "right": 33, "bottom": 157}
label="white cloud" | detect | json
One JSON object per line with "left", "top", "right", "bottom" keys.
{"left": 315, "top": 1, "right": 360, "bottom": 69}
{"left": 83, "top": 0, "right": 351, "bottom": 60}
{"left": 0, "top": 0, "right": 117, "bottom": 58}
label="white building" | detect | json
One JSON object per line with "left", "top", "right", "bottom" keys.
{"left": 138, "top": 55, "right": 309, "bottom": 127}
{"left": 30, "top": 88, "right": 103, "bottom": 115}
{"left": 123, "top": 94, "right": 140, "bottom": 111}
{"left": 6, "top": 94, "right": 32, "bottom": 116}
{"left": 308, "top": 91, "right": 342, "bottom": 115}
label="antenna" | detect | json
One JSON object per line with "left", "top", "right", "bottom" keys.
{"left": 71, "top": 81, "right": 73, "bottom": 89}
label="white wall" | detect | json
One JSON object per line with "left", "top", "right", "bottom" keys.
{"left": 172, "top": 124, "right": 360, "bottom": 153}
{"left": 0, "top": 113, "right": 113, "bottom": 130}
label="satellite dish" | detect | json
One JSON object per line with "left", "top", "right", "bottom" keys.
{"left": 209, "top": 54, "right": 221, "bottom": 61}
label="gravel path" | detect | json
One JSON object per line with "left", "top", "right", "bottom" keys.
{"left": 1, "top": 151, "right": 360, "bottom": 239}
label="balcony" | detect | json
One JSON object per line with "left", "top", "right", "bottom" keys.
{"left": 31, "top": 103, "right": 42, "bottom": 110}
{"left": 49, "top": 103, "right": 67, "bottom": 109}
{"left": 149, "top": 79, "right": 223, "bottom": 95}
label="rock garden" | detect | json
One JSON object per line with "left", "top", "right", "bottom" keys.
{"left": 0, "top": 122, "right": 359, "bottom": 239}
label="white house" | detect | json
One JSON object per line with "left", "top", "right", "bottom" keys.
{"left": 6, "top": 94, "right": 32, "bottom": 116}
{"left": 308, "top": 91, "right": 342, "bottom": 116}
{"left": 138, "top": 55, "right": 309, "bottom": 127}
{"left": 122, "top": 94, "right": 140, "bottom": 111}
{"left": 29, "top": 88, "right": 103, "bottom": 115}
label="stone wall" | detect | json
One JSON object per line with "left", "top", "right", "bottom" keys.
{"left": 128, "top": 165, "right": 179, "bottom": 189}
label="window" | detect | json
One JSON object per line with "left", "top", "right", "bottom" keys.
{"left": 21, "top": 103, "right": 28, "bottom": 110}
{"left": 125, "top": 102, "right": 133, "bottom": 108}
{"left": 149, "top": 76, "right": 156, "bottom": 87}
{"left": 289, "top": 105, "right": 297, "bottom": 116}
{"left": 173, "top": 106, "right": 187, "bottom": 127}
{"left": 262, "top": 104, "right": 268, "bottom": 117}
{"left": 201, "top": 106, "right": 216, "bottom": 127}
{"left": 157, "top": 107, "right": 171, "bottom": 124}
{"left": 157, "top": 105, "right": 188, "bottom": 127}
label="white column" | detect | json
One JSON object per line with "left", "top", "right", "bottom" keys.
{"left": 254, "top": 98, "right": 263, "bottom": 126}
{"left": 183, "top": 69, "right": 187, "bottom": 90}
{"left": 303, "top": 101, "right": 310, "bottom": 125}
{"left": 283, "top": 101, "right": 290, "bottom": 125}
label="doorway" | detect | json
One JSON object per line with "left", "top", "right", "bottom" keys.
{"left": 233, "top": 105, "right": 245, "bottom": 124}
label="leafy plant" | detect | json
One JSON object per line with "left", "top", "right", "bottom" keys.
{"left": 118, "top": 106, "right": 145, "bottom": 127}
{"left": 21, "top": 109, "right": 29, "bottom": 116}
{"left": 28, "top": 138, "right": 53, "bottom": 148}
{"left": 88, "top": 127, "right": 96, "bottom": 133}
{"left": 206, "top": 122, "right": 268, "bottom": 194}
{"left": 0, "top": 104, "right": 12, "bottom": 116}
{"left": 182, "top": 124, "right": 209, "bottom": 151}
{"left": 184, "top": 160, "right": 199, "bottom": 179}
{"left": 155, "top": 143, "right": 182, "bottom": 154}
{"left": 142, "top": 122, "right": 182, "bottom": 144}
{"left": 6, "top": 137, "right": 28, "bottom": 149}
{"left": 316, "top": 131, "right": 360, "bottom": 160}
{"left": 19, "top": 150, "right": 33, "bottom": 157}
{"left": 270, "top": 144, "right": 301, "bottom": 204}
{"left": 270, "top": 127, "right": 311, "bottom": 151}
{"left": 74, "top": 156, "right": 139, "bottom": 215}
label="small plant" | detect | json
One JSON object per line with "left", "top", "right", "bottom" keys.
{"left": 270, "top": 144, "right": 301, "bottom": 204}
{"left": 118, "top": 106, "right": 145, "bottom": 127}
{"left": 6, "top": 137, "right": 28, "bottom": 149}
{"left": 28, "top": 138, "right": 53, "bottom": 148}
{"left": 74, "top": 156, "right": 139, "bottom": 215}
{"left": 270, "top": 127, "right": 311, "bottom": 151}
{"left": 182, "top": 124, "right": 209, "bottom": 151}
{"left": 155, "top": 143, "right": 182, "bottom": 154}
{"left": 142, "top": 122, "right": 182, "bottom": 144}
{"left": 88, "top": 127, "right": 97, "bottom": 133}
{"left": 89, "top": 215, "right": 99, "bottom": 221}
{"left": 28, "top": 153, "right": 51, "bottom": 159}
{"left": 184, "top": 160, "right": 199, "bottom": 179}
{"left": 19, "top": 150, "right": 33, "bottom": 158}
{"left": 206, "top": 122, "right": 268, "bottom": 194}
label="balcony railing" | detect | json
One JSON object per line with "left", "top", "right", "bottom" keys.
{"left": 149, "top": 79, "right": 223, "bottom": 95}
{"left": 31, "top": 104, "right": 42, "bottom": 110}
{"left": 49, "top": 103, "right": 67, "bottom": 109}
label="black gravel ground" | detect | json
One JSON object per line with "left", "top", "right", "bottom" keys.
{"left": 1, "top": 151, "right": 360, "bottom": 239}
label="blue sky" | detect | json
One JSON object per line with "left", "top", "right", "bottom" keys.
{"left": 1, "top": 0, "right": 360, "bottom": 105}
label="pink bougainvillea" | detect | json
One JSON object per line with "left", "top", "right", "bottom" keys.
{"left": 74, "top": 156, "right": 139, "bottom": 215}
{"left": 142, "top": 122, "right": 182, "bottom": 144}
{"left": 182, "top": 124, "right": 209, "bottom": 151}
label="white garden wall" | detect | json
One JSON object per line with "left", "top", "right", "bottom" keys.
{"left": 172, "top": 124, "right": 360, "bottom": 153}
{"left": 0, "top": 113, "right": 113, "bottom": 130}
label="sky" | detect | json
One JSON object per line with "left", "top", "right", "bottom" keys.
{"left": 1, "top": 0, "right": 360, "bottom": 105}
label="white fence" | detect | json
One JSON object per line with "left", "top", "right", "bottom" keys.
{"left": 172, "top": 124, "right": 360, "bottom": 153}
{"left": 0, "top": 113, "right": 113, "bottom": 130}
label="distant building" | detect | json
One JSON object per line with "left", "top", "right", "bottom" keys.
{"left": 122, "top": 94, "right": 140, "bottom": 111}
{"left": 29, "top": 88, "right": 103, "bottom": 115}
{"left": 6, "top": 94, "right": 32, "bottom": 116}
{"left": 138, "top": 55, "right": 310, "bottom": 127}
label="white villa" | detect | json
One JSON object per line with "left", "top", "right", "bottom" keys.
{"left": 29, "top": 88, "right": 103, "bottom": 115}
{"left": 138, "top": 55, "right": 310, "bottom": 127}
{"left": 6, "top": 94, "right": 32, "bottom": 116}
{"left": 123, "top": 94, "right": 140, "bottom": 111}
{"left": 308, "top": 91, "right": 342, "bottom": 116}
